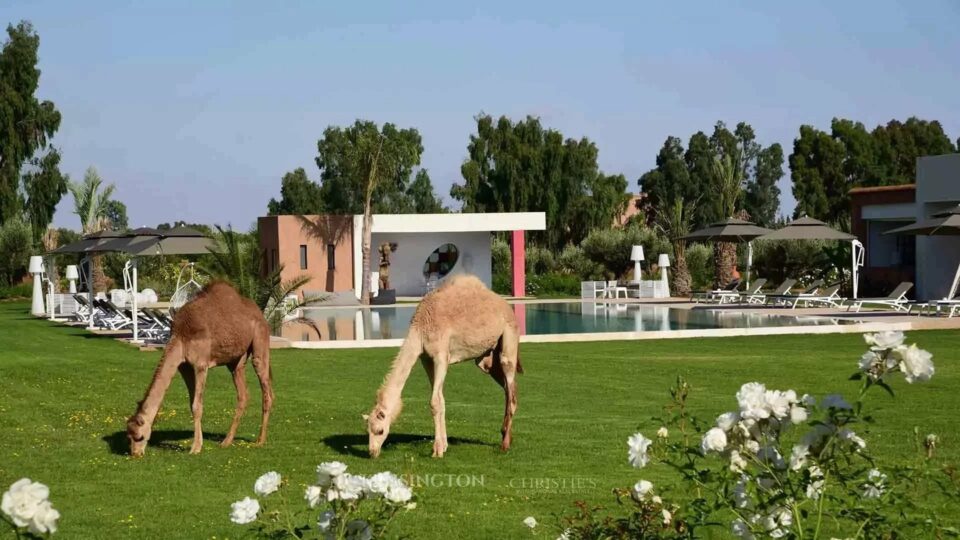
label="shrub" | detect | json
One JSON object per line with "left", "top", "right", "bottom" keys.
{"left": 581, "top": 226, "right": 671, "bottom": 280}
{"left": 684, "top": 243, "right": 713, "bottom": 291}
{"left": 0, "top": 283, "right": 33, "bottom": 301}
{"left": 492, "top": 272, "right": 512, "bottom": 295}
{"left": 557, "top": 332, "right": 951, "bottom": 539}
{"left": 491, "top": 238, "right": 511, "bottom": 276}
{"left": 557, "top": 245, "right": 605, "bottom": 280}
{"left": 526, "top": 272, "right": 580, "bottom": 297}
{"left": 526, "top": 245, "right": 557, "bottom": 275}
{"left": 0, "top": 218, "right": 34, "bottom": 287}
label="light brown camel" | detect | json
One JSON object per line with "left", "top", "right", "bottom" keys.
{"left": 367, "top": 274, "right": 522, "bottom": 458}
{"left": 126, "top": 281, "right": 274, "bottom": 457}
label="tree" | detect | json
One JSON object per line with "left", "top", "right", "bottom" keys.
{"left": 69, "top": 167, "right": 119, "bottom": 291}
{"left": 711, "top": 148, "right": 746, "bottom": 287}
{"left": 104, "top": 199, "right": 128, "bottom": 231}
{"left": 655, "top": 196, "right": 697, "bottom": 296}
{"left": 0, "top": 21, "right": 64, "bottom": 227}
{"left": 790, "top": 117, "right": 956, "bottom": 224}
{"left": 745, "top": 143, "right": 784, "bottom": 227}
{"left": 406, "top": 169, "right": 446, "bottom": 213}
{"left": 267, "top": 168, "right": 323, "bottom": 215}
{"left": 452, "top": 114, "right": 628, "bottom": 250}
{"left": 314, "top": 120, "right": 423, "bottom": 304}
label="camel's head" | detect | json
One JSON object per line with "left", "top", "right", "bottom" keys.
{"left": 126, "top": 413, "right": 150, "bottom": 458}
{"left": 366, "top": 403, "right": 393, "bottom": 458}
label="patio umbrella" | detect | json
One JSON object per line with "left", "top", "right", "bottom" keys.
{"left": 758, "top": 216, "right": 863, "bottom": 298}
{"left": 93, "top": 227, "right": 215, "bottom": 342}
{"left": 45, "top": 230, "right": 128, "bottom": 329}
{"left": 683, "top": 218, "right": 774, "bottom": 287}
{"left": 885, "top": 205, "right": 960, "bottom": 301}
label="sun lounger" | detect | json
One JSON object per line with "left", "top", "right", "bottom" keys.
{"left": 692, "top": 279, "right": 742, "bottom": 304}
{"left": 784, "top": 283, "right": 842, "bottom": 309}
{"left": 845, "top": 282, "right": 913, "bottom": 313}
{"left": 764, "top": 279, "right": 824, "bottom": 307}
{"left": 742, "top": 279, "right": 797, "bottom": 305}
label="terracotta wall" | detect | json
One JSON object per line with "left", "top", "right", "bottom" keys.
{"left": 258, "top": 215, "right": 354, "bottom": 296}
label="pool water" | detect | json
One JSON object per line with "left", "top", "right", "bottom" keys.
{"left": 286, "top": 302, "right": 855, "bottom": 342}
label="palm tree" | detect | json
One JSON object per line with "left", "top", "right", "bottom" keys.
{"left": 69, "top": 166, "right": 117, "bottom": 292}
{"left": 203, "top": 225, "right": 325, "bottom": 336}
{"left": 711, "top": 152, "right": 745, "bottom": 288}
{"left": 655, "top": 196, "right": 697, "bottom": 296}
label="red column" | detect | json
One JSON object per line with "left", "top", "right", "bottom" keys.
{"left": 511, "top": 230, "right": 526, "bottom": 297}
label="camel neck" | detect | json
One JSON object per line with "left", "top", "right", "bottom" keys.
{"left": 137, "top": 340, "right": 184, "bottom": 425}
{"left": 378, "top": 329, "right": 423, "bottom": 417}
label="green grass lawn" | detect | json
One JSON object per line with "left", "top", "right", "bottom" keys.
{"left": 0, "top": 300, "right": 958, "bottom": 539}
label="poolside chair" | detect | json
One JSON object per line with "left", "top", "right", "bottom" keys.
{"left": 691, "top": 279, "right": 741, "bottom": 304}
{"left": 581, "top": 281, "right": 608, "bottom": 299}
{"left": 742, "top": 279, "right": 797, "bottom": 305}
{"left": 764, "top": 279, "right": 824, "bottom": 307}
{"left": 786, "top": 283, "right": 842, "bottom": 309}
{"left": 845, "top": 282, "right": 913, "bottom": 313}
{"left": 606, "top": 280, "right": 629, "bottom": 299}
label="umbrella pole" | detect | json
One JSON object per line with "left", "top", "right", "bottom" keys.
{"left": 746, "top": 242, "right": 753, "bottom": 289}
{"left": 851, "top": 240, "right": 864, "bottom": 299}
{"left": 131, "top": 258, "right": 141, "bottom": 344}
{"left": 84, "top": 257, "right": 96, "bottom": 330}
{"left": 948, "top": 261, "right": 960, "bottom": 300}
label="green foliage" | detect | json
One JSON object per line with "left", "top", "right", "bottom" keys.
{"left": 0, "top": 282, "right": 31, "bottom": 300}
{"left": 0, "top": 21, "right": 64, "bottom": 227}
{"left": 525, "top": 272, "right": 580, "bottom": 297}
{"left": 639, "top": 122, "right": 783, "bottom": 229}
{"left": 314, "top": 120, "right": 424, "bottom": 215}
{"left": 751, "top": 239, "right": 841, "bottom": 288}
{"left": 557, "top": 244, "right": 605, "bottom": 280}
{"left": 581, "top": 225, "right": 671, "bottom": 280}
{"left": 790, "top": 117, "right": 957, "bottom": 223}
{"left": 491, "top": 271, "right": 511, "bottom": 295}
{"left": 267, "top": 168, "right": 323, "bottom": 216}
{"left": 452, "top": 114, "right": 629, "bottom": 251}
{"left": 68, "top": 167, "right": 117, "bottom": 233}
{"left": 0, "top": 217, "right": 33, "bottom": 286}
{"left": 103, "top": 199, "right": 128, "bottom": 231}
{"left": 405, "top": 169, "right": 446, "bottom": 213}
{"left": 684, "top": 243, "right": 713, "bottom": 291}
{"left": 526, "top": 245, "right": 557, "bottom": 275}
{"left": 491, "top": 238, "right": 510, "bottom": 276}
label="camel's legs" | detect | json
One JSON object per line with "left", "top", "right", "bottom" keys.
{"left": 250, "top": 337, "right": 273, "bottom": 446}
{"left": 178, "top": 362, "right": 196, "bottom": 410}
{"left": 189, "top": 366, "right": 209, "bottom": 454}
{"left": 429, "top": 351, "right": 449, "bottom": 458}
{"left": 221, "top": 356, "right": 249, "bottom": 448}
{"left": 490, "top": 346, "right": 519, "bottom": 452}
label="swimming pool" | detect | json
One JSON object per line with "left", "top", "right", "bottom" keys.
{"left": 284, "top": 301, "right": 861, "bottom": 343}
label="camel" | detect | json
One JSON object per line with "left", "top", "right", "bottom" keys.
{"left": 367, "top": 274, "right": 522, "bottom": 458}
{"left": 126, "top": 281, "right": 274, "bottom": 457}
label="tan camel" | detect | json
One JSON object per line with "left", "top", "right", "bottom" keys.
{"left": 367, "top": 274, "right": 522, "bottom": 458}
{"left": 126, "top": 281, "right": 274, "bottom": 457}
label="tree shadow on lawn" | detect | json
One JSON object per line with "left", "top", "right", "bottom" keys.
{"left": 102, "top": 429, "right": 252, "bottom": 455}
{"left": 322, "top": 433, "right": 495, "bottom": 458}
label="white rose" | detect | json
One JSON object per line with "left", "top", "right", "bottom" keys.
{"left": 662, "top": 508, "right": 672, "bottom": 525}
{"left": 254, "top": 471, "right": 282, "bottom": 497}
{"left": 365, "top": 472, "right": 396, "bottom": 497}
{"left": 789, "top": 405, "right": 808, "bottom": 425}
{"left": 627, "top": 433, "right": 652, "bottom": 468}
{"left": 864, "top": 331, "right": 905, "bottom": 350}
{"left": 328, "top": 473, "right": 366, "bottom": 501}
{"left": 716, "top": 412, "right": 740, "bottom": 431}
{"left": 838, "top": 428, "right": 866, "bottom": 450}
{"left": 731, "top": 518, "right": 755, "bottom": 540}
{"left": 27, "top": 500, "right": 59, "bottom": 535}
{"left": 729, "top": 450, "right": 748, "bottom": 473}
{"left": 317, "top": 461, "right": 348, "bottom": 486}
{"left": 523, "top": 516, "right": 538, "bottom": 528}
{"left": 317, "top": 509, "right": 335, "bottom": 531}
{"left": 859, "top": 350, "right": 881, "bottom": 374}
{"left": 894, "top": 344, "right": 934, "bottom": 383}
{"left": 758, "top": 446, "right": 786, "bottom": 470}
{"left": 737, "top": 383, "right": 770, "bottom": 420}
{"left": 789, "top": 444, "right": 809, "bottom": 471}
{"left": 632, "top": 480, "right": 654, "bottom": 500}
{"left": 862, "top": 469, "right": 886, "bottom": 499}
{"left": 701, "top": 427, "right": 727, "bottom": 454}
{"left": 229, "top": 496, "right": 260, "bottom": 525}
{"left": 384, "top": 482, "right": 412, "bottom": 504}
{"left": 764, "top": 389, "right": 793, "bottom": 419}
{"left": 656, "top": 426, "right": 669, "bottom": 438}
{"left": 732, "top": 477, "right": 752, "bottom": 509}
{"left": 1, "top": 478, "right": 51, "bottom": 528}
{"left": 806, "top": 466, "right": 825, "bottom": 500}
{"left": 745, "top": 440, "right": 760, "bottom": 454}
{"left": 304, "top": 485, "right": 322, "bottom": 508}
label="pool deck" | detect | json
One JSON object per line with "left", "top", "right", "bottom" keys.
{"left": 286, "top": 298, "right": 960, "bottom": 349}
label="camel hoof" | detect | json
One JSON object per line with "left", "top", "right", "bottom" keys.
{"left": 189, "top": 443, "right": 203, "bottom": 455}
{"left": 432, "top": 441, "right": 447, "bottom": 458}
{"left": 219, "top": 438, "right": 234, "bottom": 448}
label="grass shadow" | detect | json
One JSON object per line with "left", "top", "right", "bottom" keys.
{"left": 102, "top": 430, "right": 251, "bottom": 455}
{"left": 322, "top": 433, "right": 495, "bottom": 458}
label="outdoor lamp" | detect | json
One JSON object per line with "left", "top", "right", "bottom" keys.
{"left": 29, "top": 256, "right": 45, "bottom": 315}
{"left": 630, "top": 245, "right": 645, "bottom": 283}
{"left": 658, "top": 253, "right": 671, "bottom": 297}
{"left": 65, "top": 265, "right": 79, "bottom": 294}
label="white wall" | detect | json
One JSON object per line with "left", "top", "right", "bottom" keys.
{"left": 369, "top": 231, "right": 492, "bottom": 297}
{"left": 916, "top": 155, "right": 960, "bottom": 300}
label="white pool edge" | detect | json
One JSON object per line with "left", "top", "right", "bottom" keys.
{"left": 288, "top": 320, "right": 914, "bottom": 349}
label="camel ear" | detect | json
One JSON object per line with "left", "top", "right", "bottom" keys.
{"left": 134, "top": 415, "right": 144, "bottom": 426}
{"left": 361, "top": 413, "right": 370, "bottom": 421}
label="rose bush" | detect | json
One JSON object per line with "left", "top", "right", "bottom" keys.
{"left": 1, "top": 478, "right": 60, "bottom": 538}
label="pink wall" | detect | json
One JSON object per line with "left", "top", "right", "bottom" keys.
{"left": 258, "top": 215, "right": 355, "bottom": 296}
{"left": 511, "top": 229, "right": 525, "bottom": 297}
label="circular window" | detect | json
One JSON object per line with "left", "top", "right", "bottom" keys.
{"left": 422, "top": 243, "right": 459, "bottom": 279}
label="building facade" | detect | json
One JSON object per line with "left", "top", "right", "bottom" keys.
{"left": 850, "top": 153, "right": 960, "bottom": 300}
{"left": 258, "top": 212, "right": 546, "bottom": 298}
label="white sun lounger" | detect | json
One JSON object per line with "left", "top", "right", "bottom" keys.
{"left": 743, "top": 279, "right": 797, "bottom": 305}
{"left": 764, "top": 280, "right": 824, "bottom": 307}
{"left": 845, "top": 282, "right": 913, "bottom": 313}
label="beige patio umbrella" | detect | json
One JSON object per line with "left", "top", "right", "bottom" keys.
{"left": 758, "top": 216, "right": 863, "bottom": 298}
{"left": 46, "top": 230, "right": 128, "bottom": 329}
{"left": 683, "top": 218, "right": 774, "bottom": 287}
{"left": 885, "top": 205, "right": 960, "bottom": 301}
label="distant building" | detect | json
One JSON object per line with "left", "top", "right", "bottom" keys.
{"left": 615, "top": 193, "right": 646, "bottom": 227}
{"left": 258, "top": 212, "right": 546, "bottom": 298}
{"left": 850, "top": 153, "right": 960, "bottom": 300}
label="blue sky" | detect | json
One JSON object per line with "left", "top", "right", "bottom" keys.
{"left": 3, "top": 0, "right": 959, "bottom": 231}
